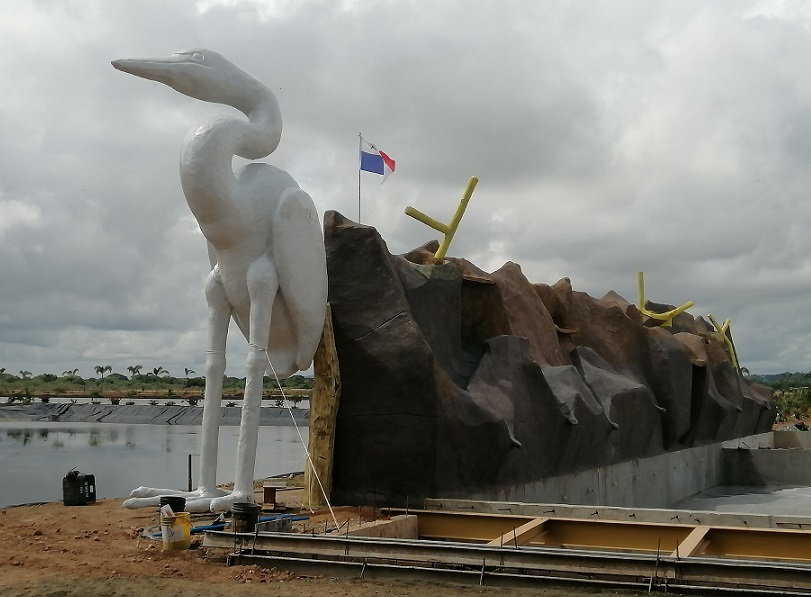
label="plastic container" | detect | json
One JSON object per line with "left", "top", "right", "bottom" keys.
{"left": 62, "top": 471, "right": 96, "bottom": 506}
{"left": 159, "top": 495, "right": 186, "bottom": 513}
{"left": 231, "top": 502, "right": 261, "bottom": 533}
{"left": 161, "top": 512, "right": 191, "bottom": 550}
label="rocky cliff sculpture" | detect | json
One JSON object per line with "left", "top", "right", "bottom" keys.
{"left": 113, "top": 50, "right": 327, "bottom": 512}
{"left": 323, "top": 211, "right": 774, "bottom": 507}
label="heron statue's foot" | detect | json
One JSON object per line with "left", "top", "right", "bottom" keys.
{"left": 209, "top": 490, "right": 256, "bottom": 513}
{"left": 122, "top": 486, "right": 228, "bottom": 511}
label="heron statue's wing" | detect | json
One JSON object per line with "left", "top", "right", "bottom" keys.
{"left": 271, "top": 187, "right": 328, "bottom": 371}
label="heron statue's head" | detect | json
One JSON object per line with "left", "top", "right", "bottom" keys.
{"left": 112, "top": 48, "right": 268, "bottom": 114}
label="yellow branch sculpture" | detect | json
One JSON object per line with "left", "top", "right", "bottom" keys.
{"left": 707, "top": 314, "right": 740, "bottom": 370}
{"left": 405, "top": 176, "right": 478, "bottom": 262}
{"left": 636, "top": 272, "right": 739, "bottom": 370}
{"left": 636, "top": 271, "right": 694, "bottom": 328}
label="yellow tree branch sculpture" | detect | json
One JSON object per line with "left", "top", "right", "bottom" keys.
{"left": 405, "top": 177, "right": 478, "bottom": 262}
{"left": 636, "top": 271, "right": 694, "bottom": 328}
{"left": 707, "top": 314, "right": 740, "bottom": 370}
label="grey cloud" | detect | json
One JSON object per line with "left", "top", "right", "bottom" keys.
{"left": 1, "top": 0, "right": 810, "bottom": 377}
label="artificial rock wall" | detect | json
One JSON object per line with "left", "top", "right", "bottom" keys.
{"left": 323, "top": 211, "right": 774, "bottom": 506}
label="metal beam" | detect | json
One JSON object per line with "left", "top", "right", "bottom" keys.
{"left": 403, "top": 509, "right": 536, "bottom": 542}
{"left": 204, "top": 508, "right": 811, "bottom": 594}
{"left": 388, "top": 508, "right": 811, "bottom": 561}
{"left": 206, "top": 530, "right": 811, "bottom": 594}
{"left": 389, "top": 509, "right": 694, "bottom": 553}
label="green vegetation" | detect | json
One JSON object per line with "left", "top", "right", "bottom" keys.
{"left": 749, "top": 372, "right": 811, "bottom": 422}
{"left": 0, "top": 367, "right": 314, "bottom": 405}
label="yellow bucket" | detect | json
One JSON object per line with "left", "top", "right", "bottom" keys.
{"left": 161, "top": 512, "right": 191, "bottom": 550}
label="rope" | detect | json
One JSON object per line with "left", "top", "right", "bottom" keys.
{"left": 255, "top": 344, "right": 339, "bottom": 531}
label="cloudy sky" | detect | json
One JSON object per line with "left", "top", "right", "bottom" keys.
{"left": 1, "top": 0, "right": 810, "bottom": 379}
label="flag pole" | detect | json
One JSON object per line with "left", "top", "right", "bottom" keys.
{"left": 357, "top": 132, "right": 362, "bottom": 223}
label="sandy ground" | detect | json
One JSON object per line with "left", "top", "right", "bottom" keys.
{"left": 0, "top": 490, "right": 655, "bottom": 597}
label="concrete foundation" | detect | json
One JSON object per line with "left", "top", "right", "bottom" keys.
{"left": 428, "top": 430, "right": 811, "bottom": 527}
{"left": 456, "top": 431, "right": 811, "bottom": 510}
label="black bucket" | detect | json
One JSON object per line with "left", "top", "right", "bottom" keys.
{"left": 62, "top": 471, "right": 96, "bottom": 506}
{"left": 159, "top": 495, "right": 186, "bottom": 513}
{"left": 231, "top": 502, "right": 261, "bottom": 533}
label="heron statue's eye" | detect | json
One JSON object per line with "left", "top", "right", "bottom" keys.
{"left": 192, "top": 52, "right": 204, "bottom": 61}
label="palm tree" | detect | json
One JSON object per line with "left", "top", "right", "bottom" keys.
{"left": 147, "top": 366, "right": 170, "bottom": 396}
{"left": 19, "top": 370, "right": 31, "bottom": 380}
{"left": 94, "top": 365, "right": 112, "bottom": 382}
{"left": 62, "top": 368, "right": 79, "bottom": 377}
{"left": 151, "top": 366, "right": 169, "bottom": 377}
{"left": 127, "top": 365, "right": 143, "bottom": 379}
{"left": 184, "top": 367, "right": 195, "bottom": 378}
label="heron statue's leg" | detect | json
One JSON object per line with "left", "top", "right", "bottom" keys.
{"left": 124, "top": 269, "right": 231, "bottom": 511}
{"left": 210, "top": 257, "right": 277, "bottom": 512}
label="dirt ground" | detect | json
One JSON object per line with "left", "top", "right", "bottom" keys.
{"left": 0, "top": 492, "right": 650, "bottom": 597}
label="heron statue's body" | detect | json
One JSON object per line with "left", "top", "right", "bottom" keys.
{"left": 113, "top": 49, "right": 327, "bottom": 512}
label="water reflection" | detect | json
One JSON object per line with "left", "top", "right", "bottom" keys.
{"left": 5, "top": 426, "right": 127, "bottom": 449}
{"left": 0, "top": 422, "right": 308, "bottom": 507}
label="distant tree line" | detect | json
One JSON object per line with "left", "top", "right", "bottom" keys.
{"left": 748, "top": 371, "right": 811, "bottom": 422}
{"left": 0, "top": 366, "right": 313, "bottom": 407}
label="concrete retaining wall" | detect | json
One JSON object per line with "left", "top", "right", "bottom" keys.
{"left": 724, "top": 430, "right": 811, "bottom": 486}
{"left": 464, "top": 432, "right": 774, "bottom": 509}
{"left": 774, "top": 430, "right": 811, "bottom": 449}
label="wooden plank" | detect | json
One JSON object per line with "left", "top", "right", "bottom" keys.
{"left": 303, "top": 304, "right": 341, "bottom": 508}
{"left": 487, "top": 517, "right": 548, "bottom": 547}
{"left": 673, "top": 525, "right": 710, "bottom": 557}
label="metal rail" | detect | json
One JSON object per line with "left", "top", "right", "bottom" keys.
{"left": 204, "top": 508, "right": 811, "bottom": 593}
{"left": 205, "top": 530, "right": 811, "bottom": 594}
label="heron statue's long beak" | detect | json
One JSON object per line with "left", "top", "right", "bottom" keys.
{"left": 112, "top": 54, "right": 194, "bottom": 86}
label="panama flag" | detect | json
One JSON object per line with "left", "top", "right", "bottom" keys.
{"left": 359, "top": 136, "right": 396, "bottom": 183}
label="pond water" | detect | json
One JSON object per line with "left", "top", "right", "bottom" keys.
{"left": 0, "top": 421, "right": 308, "bottom": 508}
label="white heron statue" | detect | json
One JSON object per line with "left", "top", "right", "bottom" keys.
{"left": 113, "top": 49, "right": 327, "bottom": 512}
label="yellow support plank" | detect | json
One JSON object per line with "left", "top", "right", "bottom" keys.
{"left": 487, "top": 517, "right": 549, "bottom": 547}
{"left": 673, "top": 525, "right": 710, "bottom": 557}
{"left": 303, "top": 304, "right": 341, "bottom": 508}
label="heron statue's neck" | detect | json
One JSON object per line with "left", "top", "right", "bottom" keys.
{"left": 179, "top": 89, "right": 282, "bottom": 231}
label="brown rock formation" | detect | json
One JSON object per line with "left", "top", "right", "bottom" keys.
{"left": 324, "top": 211, "right": 774, "bottom": 506}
